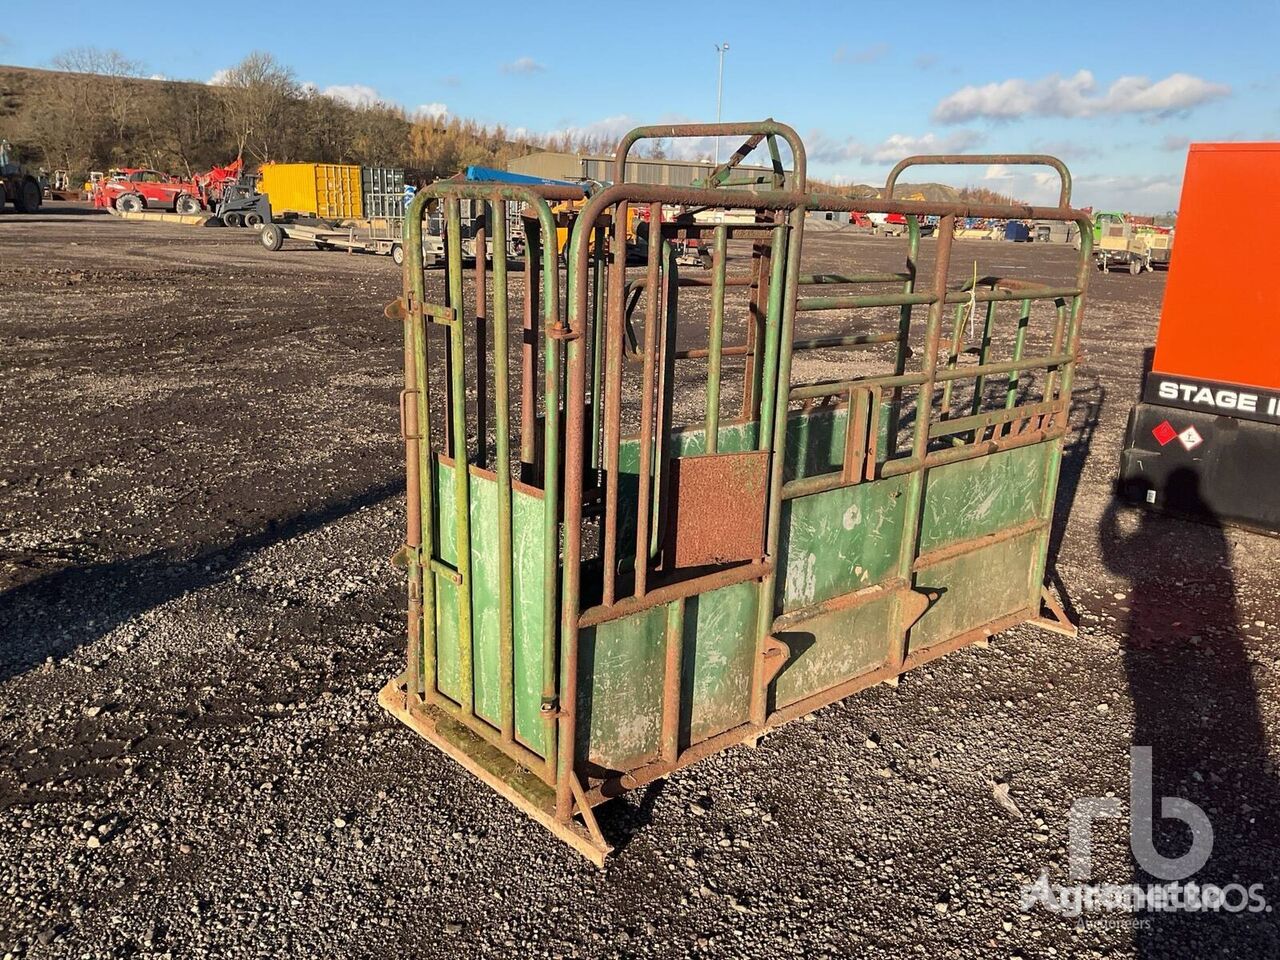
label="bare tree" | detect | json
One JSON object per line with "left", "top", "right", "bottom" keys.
{"left": 215, "top": 52, "right": 298, "bottom": 163}
{"left": 52, "top": 48, "right": 144, "bottom": 153}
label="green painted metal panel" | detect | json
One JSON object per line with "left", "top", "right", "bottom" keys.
{"left": 918, "top": 443, "right": 1048, "bottom": 553}
{"left": 431, "top": 459, "right": 548, "bottom": 756}
{"left": 682, "top": 580, "right": 758, "bottom": 743}
{"left": 772, "top": 591, "right": 897, "bottom": 707}
{"left": 510, "top": 484, "right": 548, "bottom": 754}
{"left": 577, "top": 605, "right": 665, "bottom": 771}
{"left": 776, "top": 474, "right": 910, "bottom": 614}
{"left": 909, "top": 530, "right": 1040, "bottom": 652}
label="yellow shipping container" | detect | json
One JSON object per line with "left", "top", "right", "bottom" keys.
{"left": 257, "top": 163, "right": 363, "bottom": 220}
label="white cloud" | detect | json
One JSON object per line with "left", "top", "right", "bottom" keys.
{"left": 208, "top": 68, "right": 232, "bottom": 86}
{"left": 148, "top": 73, "right": 167, "bottom": 81}
{"left": 415, "top": 102, "right": 449, "bottom": 121}
{"left": 502, "top": 57, "right": 546, "bottom": 75}
{"left": 933, "top": 70, "right": 1230, "bottom": 123}
{"left": 808, "top": 129, "right": 986, "bottom": 166}
{"left": 973, "top": 165, "right": 1182, "bottom": 212}
{"left": 323, "top": 83, "right": 383, "bottom": 108}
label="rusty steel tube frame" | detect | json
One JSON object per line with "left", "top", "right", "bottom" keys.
{"left": 612, "top": 120, "right": 807, "bottom": 191}
{"left": 398, "top": 133, "right": 1094, "bottom": 850}
{"left": 884, "top": 154, "right": 1073, "bottom": 209}
{"left": 402, "top": 182, "right": 568, "bottom": 786}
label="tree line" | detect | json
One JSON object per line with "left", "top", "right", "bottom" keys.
{"left": 1, "top": 49, "right": 622, "bottom": 182}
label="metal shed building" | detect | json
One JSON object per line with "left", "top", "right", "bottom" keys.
{"left": 507, "top": 151, "right": 779, "bottom": 188}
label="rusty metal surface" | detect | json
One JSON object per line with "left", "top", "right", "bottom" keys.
{"left": 662, "top": 451, "right": 770, "bottom": 569}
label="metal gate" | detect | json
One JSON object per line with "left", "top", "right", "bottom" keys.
{"left": 380, "top": 121, "right": 1094, "bottom": 865}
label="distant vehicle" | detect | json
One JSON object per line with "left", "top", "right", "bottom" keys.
{"left": 94, "top": 168, "right": 204, "bottom": 214}
{"left": 1092, "top": 211, "right": 1165, "bottom": 274}
{"left": 0, "top": 139, "right": 42, "bottom": 213}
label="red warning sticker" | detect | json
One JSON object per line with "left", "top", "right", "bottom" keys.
{"left": 1152, "top": 421, "right": 1177, "bottom": 446}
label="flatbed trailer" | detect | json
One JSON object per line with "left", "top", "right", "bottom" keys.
{"left": 257, "top": 217, "right": 442, "bottom": 266}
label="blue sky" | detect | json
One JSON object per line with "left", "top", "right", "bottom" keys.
{"left": 4, "top": 0, "right": 1277, "bottom": 212}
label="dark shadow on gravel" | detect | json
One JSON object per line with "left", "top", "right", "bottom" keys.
{"left": 1100, "top": 476, "right": 1279, "bottom": 957}
{"left": 594, "top": 779, "right": 667, "bottom": 855}
{"left": 0, "top": 477, "right": 402, "bottom": 685}
{"left": 1046, "top": 380, "right": 1104, "bottom": 623}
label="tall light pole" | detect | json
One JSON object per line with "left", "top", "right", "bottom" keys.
{"left": 714, "top": 42, "right": 729, "bottom": 164}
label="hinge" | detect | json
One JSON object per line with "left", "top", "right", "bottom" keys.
{"left": 389, "top": 543, "right": 422, "bottom": 571}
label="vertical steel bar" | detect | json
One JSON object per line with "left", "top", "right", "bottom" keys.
{"left": 969, "top": 299, "right": 998, "bottom": 421}
{"left": 633, "top": 204, "right": 663, "bottom": 598}
{"left": 474, "top": 219, "right": 488, "bottom": 470}
{"left": 441, "top": 224, "right": 454, "bottom": 453}
{"left": 651, "top": 240, "right": 679, "bottom": 559}
{"left": 557, "top": 210, "right": 592, "bottom": 822}
{"left": 590, "top": 223, "right": 607, "bottom": 471}
{"left": 755, "top": 224, "right": 788, "bottom": 452}
{"left": 491, "top": 203, "right": 515, "bottom": 743}
{"left": 886, "top": 217, "right": 920, "bottom": 447}
{"left": 402, "top": 268, "right": 424, "bottom": 696}
{"left": 520, "top": 223, "right": 540, "bottom": 469}
{"left": 705, "top": 226, "right": 728, "bottom": 452}
{"left": 749, "top": 207, "right": 805, "bottom": 727}
{"left": 1043, "top": 298, "right": 1070, "bottom": 404}
{"left": 939, "top": 301, "right": 966, "bottom": 416}
{"left": 661, "top": 597, "right": 686, "bottom": 763}
{"left": 406, "top": 199, "right": 436, "bottom": 701}
{"left": 601, "top": 202, "right": 629, "bottom": 607}
{"left": 891, "top": 216, "right": 955, "bottom": 667}
{"left": 445, "top": 197, "right": 475, "bottom": 715}
{"left": 539, "top": 237, "right": 562, "bottom": 784}
{"left": 1007, "top": 298, "right": 1031, "bottom": 409}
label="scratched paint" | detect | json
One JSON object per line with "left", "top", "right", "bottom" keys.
{"left": 918, "top": 443, "right": 1048, "bottom": 553}
{"left": 776, "top": 473, "right": 910, "bottom": 614}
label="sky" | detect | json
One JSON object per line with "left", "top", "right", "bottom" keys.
{"left": 4, "top": 0, "right": 1278, "bottom": 212}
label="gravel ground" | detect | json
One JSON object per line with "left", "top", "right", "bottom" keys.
{"left": 3, "top": 206, "right": 1279, "bottom": 959}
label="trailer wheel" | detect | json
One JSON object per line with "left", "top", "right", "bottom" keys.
{"left": 244, "top": 213, "right": 264, "bottom": 228}
{"left": 1129, "top": 258, "right": 1141, "bottom": 276}
{"left": 259, "top": 223, "right": 285, "bottom": 251}
{"left": 391, "top": 244, "right": 404, "bottom": 266}
{"left": 117, "top": 193, "right": 144, "bottom": 213}
{"left": 15, "top": 179, "right": 41, "bottom": 213}
{"left": 0, "top": 182, "right": 7, "bottom": 212}
{"left": 175, "top": 194, "right": 201, "bottom": 215}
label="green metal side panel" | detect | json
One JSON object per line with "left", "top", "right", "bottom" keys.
{"left": 918, "top": 443, "right": 1048, "bottom": 553}
{"left": 577, "top": 605, "right": 665, "bottom": 771}
{"left": 776, "top": 474, "right": 910, "bottom": 614}
{"left": 432, "top": 459, "right": 548, "bottom": 757}
{"left": 510, "top": 486, "right": 548, "bottom": 754}
{"left": 772, "top": 590, "right": 897, "bottom": 708}
{"left": 578, "top": 580, "right": 758, "bottom": 771}
{"left": 683, "top": 580, "right": 758, "bottom": 744}
{"left": 909, "top": 530, "right": 1040, "bottom": 652}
